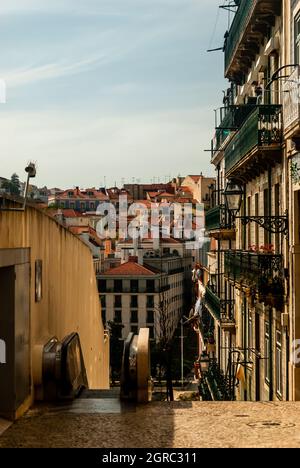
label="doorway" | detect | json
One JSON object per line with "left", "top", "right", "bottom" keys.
{"left": 0, "top": 249, "right": 30, "bottom": 420}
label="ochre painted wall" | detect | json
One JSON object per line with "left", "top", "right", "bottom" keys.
{"left": 0, "top": 202, "right": 109, "bottom": 394}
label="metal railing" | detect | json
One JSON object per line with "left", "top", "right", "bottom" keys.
{"left": 225, "top": 105, "right": 282, "bottom": 174}
{"left": 224, "top": 251, "right": 284, "bottom": 297}
{"left": 205, "top": 205, "right": 233, "bottom": 232}
{"left": 212, "top": 104, "right": 257, "bottom": 155}
{"left": 224, "top": 0, "right": 256, "bottom": 75}
{"left": 205, "top": 286, "right": 235, "bottom": 323}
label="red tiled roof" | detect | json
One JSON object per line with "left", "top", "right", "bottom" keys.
{"left": 83, "top": 189, "right": 109, "bottom": 201}
{"left": 103, "top": 260, "right": 159, "bottom": 276}
{"left": 62, "top": 209, "right": 82, "bottom": 218}
{"left": 68, "top": 226, "right": 89, "bottom": 235}
{"left": 159, "top": 192, "right": 175, "bottom": 198}
{"left": 59, "top": 187, "right": 88, "bottom": 199}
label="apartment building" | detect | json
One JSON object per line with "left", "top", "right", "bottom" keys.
{"left": 48, "top": 187, "right": 109, "bottom": 212}
{"left": 204, "top": 0, "right": 290, "bottom": 401}
{"left": 282, "top": 0, "right": 300, "bottom": 401}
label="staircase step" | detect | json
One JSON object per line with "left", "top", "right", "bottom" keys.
{"left": 78, "top": 388, "right": 120, "bottom": 399}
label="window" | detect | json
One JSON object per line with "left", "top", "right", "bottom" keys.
{"left": 101, "top": 309, "right": 106, "bottom": 325}
{"left": 276, "top": 331, "right": 282, "bottom": 397}
{"left": 68, "top": 191, "right": 73, "bottom": 197}
{"left": 80, "top": 202, "right": 85, "bottom": 211}
{"left": 146, "top": 296, "right": 154, "bottom": 309}
{"left": 100, "top": 296, "right": 106, "bottom": 308}
{"left": 114, "top": 280, "right": 123, "bottom": 293}
{"left": 264, "top": 189, "right": 270, "bottom": 245}
{"left": 130, "top": 310, "right": 138, "bottom": 323}
{"left": 98, "top": 280, "right": 107, "bottom": 293}
{"left": 275, "top": 184, "right": 280, "bottom": 254}
{"left": 90, "top": 202, "right": 95, "bottom": 210}
{"left": 147, "top": 310, "right": 154, "bottom": 324}
{"left": 130, "top": 296, "right": 138, "bottom": 308}
{"left": 131, "top": 326, "right": 138, "bottom": 335}
{"left": 295, "top": 12, "right": 300, "bottom": 64}
{"left": 247, "top": 196, "right": 251, "bottom": 247}
{"left": 146, "top": 280, "right": 155, "bottom": 293}
{"left": 114, "top": 310, "right": 122, "bottom": 323}
{"left": 248, "top": 316, "right": 253, "bottom": 362}
{"left": 149, "top": 326, "right": 154, "bottom": 340}
{"left": 265, "top": 322, "right": 270, "bottom": 384}
{"left": 114, "top": 295, "right": 122, "bottom": 308}
{"left": 131, "top": 280, "right": 139, "bottom": 293}
{"left": 70, "top": 202, "right": 75, "bottom": 209}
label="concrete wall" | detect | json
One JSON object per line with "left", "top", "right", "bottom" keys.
{"left": 0, "top": 200, "right": 110, "bottom": 405}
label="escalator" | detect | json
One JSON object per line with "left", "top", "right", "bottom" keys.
{"left": 41, "top": 328, "right": 152, "bottom": 405}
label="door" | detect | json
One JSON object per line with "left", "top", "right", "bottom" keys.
{"left": 0, "top": 257, "right": 30, "bottom": 419}
{"left": 255, "top": 312, "right": 261, "bottom": 401}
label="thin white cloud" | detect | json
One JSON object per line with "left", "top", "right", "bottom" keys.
{"left": 3, "top": 53, "right": 120, "bottom": 88}
{"left": 0, "top": 107, "right": 214, "bottom": 187}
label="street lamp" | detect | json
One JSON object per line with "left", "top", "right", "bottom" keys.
{"left": 223, "top": 182, "right": 244, "bottom": 217}
{"left": 0, "top": 162, "right": 37, "bottom": 212}
{"left": 223, "top": 180, "right": 288, "bottom": 236}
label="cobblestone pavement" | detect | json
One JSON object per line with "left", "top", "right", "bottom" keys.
{"left": 0, "top": 401, "right": 300, "bottom": 448}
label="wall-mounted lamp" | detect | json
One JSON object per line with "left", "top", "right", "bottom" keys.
{"left": 223, "top": 182, "right": 244, "bottom": 217}
{"left": 224, "top": 181, "right": 288, "bottom": 236}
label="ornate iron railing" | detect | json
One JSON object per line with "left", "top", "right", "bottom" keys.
{"left": 206, "top": 205, "right": 233, "bottom": 232}
{"left": 212, "top": 104, "right": 257, "bottom": 155}
{"left": 224, "top": 251, "right": 284, "bottom": 300}
{"left": 225, "top": 105, "right": 282, "bottom": 174}
{"left": 204, "top": 359, "right": 232, "bottom": 401}
{"left": 205, "top": 286, "right": 235, "bottom": 323}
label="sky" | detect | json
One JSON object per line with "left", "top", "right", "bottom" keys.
{"left": 0, "top": 0, "right": 230, "bottom": 189}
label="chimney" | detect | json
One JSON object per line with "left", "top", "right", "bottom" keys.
{"left": 128, "top": 256, "right": 138, "bottom": 263}
{"left": 138, "top": 250, "right": 144, "bottom": 266}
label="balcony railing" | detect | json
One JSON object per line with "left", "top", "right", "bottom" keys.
{"left": 224, "top": 0, "right": 256, "bottom": 76}
{"left": 224, "top": 251, "right": 284, "bottom": 305}
{"left": 224, "top": 0, "right": 281, "bottom": 80}
{"left": 205, "top": 286, "right": 235, "bottom": 325}
{"left": 283, "top": 66, "right": 300, "bottom": 130}
{"left": 206, "top": 205, "right": 233, "bottom": 232}
{"left": 212, "top": 104, "right": 256, "bottom": 156}
{"left": 203, "top": 359, "right": 232, "bottom": 401}
{"left": 225, "top": 105, "right": 282, "bottom": 174}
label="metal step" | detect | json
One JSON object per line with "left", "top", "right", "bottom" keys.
{"left": 78, "top": 388, "right": 120, "bottom": 399}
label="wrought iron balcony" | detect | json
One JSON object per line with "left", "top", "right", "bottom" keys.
{"left": 205, "top": 286, "right": 235, "bottom": 329}
{"left": 224, "top": 251, "right": 284, "bottom": 308}
{"left": 205, "top": 205, "right": 235, "bottom": 239}
{"left": 202, "top": 359, "right": 232, "bottom": 401}
{"left": 212, "top": 104, "right": 257, "bottom": 157}
{"left": 225, "top": 0, "right": 282, "bottom": 82}
{"left": 225, "top": 105, "right": 282, "bottom": 178}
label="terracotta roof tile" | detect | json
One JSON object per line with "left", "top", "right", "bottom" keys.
{"left": 103, "top": 260, "right": 159, "bottom": 276}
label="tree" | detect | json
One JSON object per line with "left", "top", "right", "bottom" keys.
{"left": 10, "top": 173, "right": 21, "bottom": 196}
{"left": 154, "top": 293, "right": 174, "bottom": 401}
